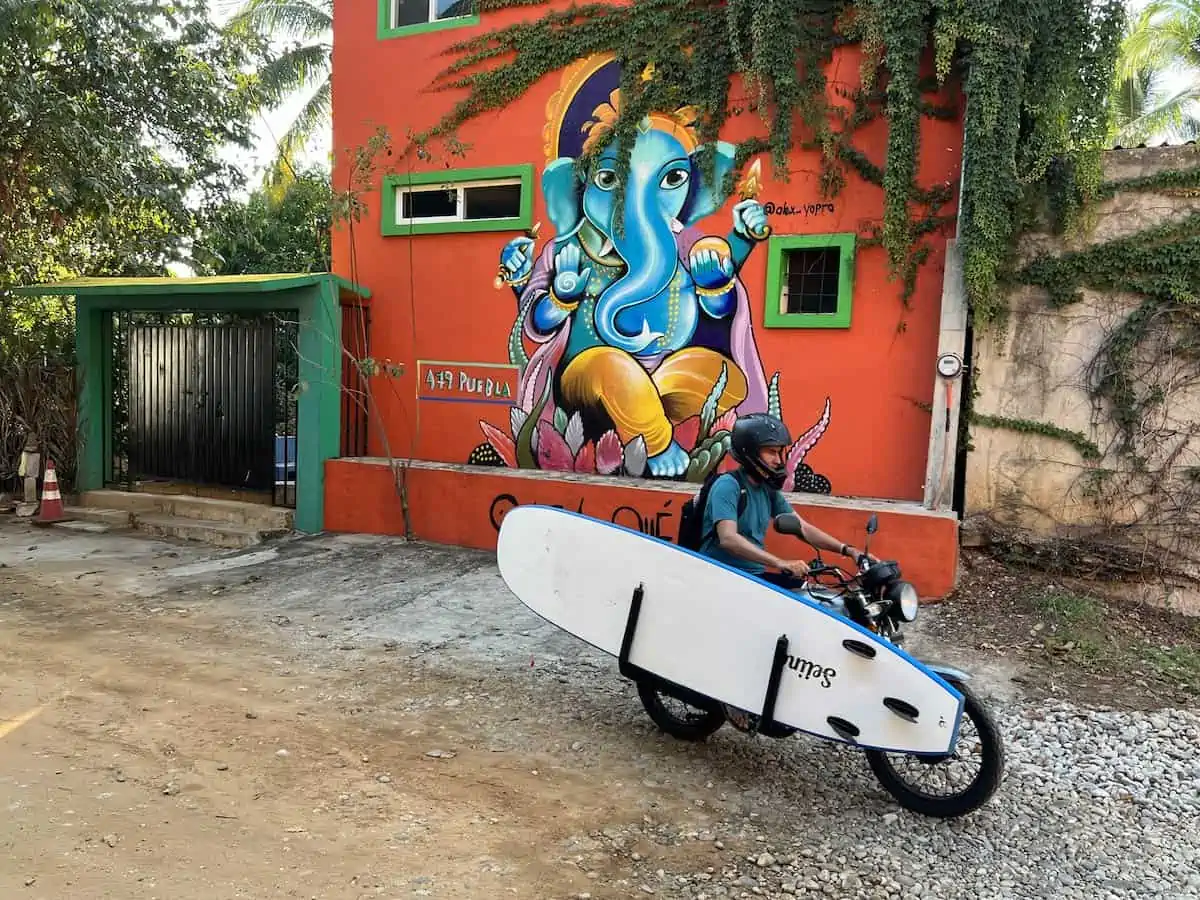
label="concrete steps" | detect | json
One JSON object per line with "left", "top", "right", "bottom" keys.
{"left": 134, "top": 514, "right": 269, "bottom": 550}
{"left": 66, "top": 507, "right": 136, "bottom": 530}
{"left": 65, "top": 490, "right": 293, "bottom": 548}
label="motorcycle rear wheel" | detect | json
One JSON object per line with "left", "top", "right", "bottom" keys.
{"left": 636, "top": 679, "right": 726, "bottom": 742}
{"left": 863, "top": 679, "right": 1004, "bottom": 818}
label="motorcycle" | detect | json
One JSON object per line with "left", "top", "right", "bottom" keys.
{"left": 632, "top": 513, "right": 1006, "bottom": 819}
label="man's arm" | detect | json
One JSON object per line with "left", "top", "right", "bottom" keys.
{"left": 774, "top": 506, "right": 871, "bottom": 562}
{"left": 710, "top": 479, "right": 810, "bottom": 573}
{"left": 715, "top": 518, "right": 790, "bottom": 569}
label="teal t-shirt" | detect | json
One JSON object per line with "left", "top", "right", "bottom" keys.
{"left": 699, "top": 471, "right": 791, "bottom": 574}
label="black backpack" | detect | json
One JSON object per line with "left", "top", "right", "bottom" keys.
{"left": 676, "top": 469, "right": 748, "bottom": 550}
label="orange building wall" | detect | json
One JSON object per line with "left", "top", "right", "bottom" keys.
{"left": 330, "top": 0, "right": 963, "bottom": 503}
{"left": 325, "top": 458, "right": 960, "bottom": 599}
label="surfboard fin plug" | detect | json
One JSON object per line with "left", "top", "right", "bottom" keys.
{"left": 827, "top": 716, "right": 861, "bottom": 743}
{"left": 883, "top": 697, "right": 920, "bottom": 723}
{"left": 841, "top": 639, "right": 877, "bottom": 660}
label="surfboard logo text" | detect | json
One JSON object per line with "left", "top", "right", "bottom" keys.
{"left": 787, "top": 655, "right": 836, "bottom": 689}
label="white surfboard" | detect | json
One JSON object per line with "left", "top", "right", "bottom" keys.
{"left": 497, "top": 504, "right": 963, "bottom": 755}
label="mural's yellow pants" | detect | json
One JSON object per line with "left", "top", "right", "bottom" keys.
{"left": 560, "top": 346, "right": 747, "bottom": 457}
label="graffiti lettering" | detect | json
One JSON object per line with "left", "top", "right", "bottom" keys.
{"left": 488, "top": 492, "right": 676, "bottom": 540}
{"left": 787, "top": 655, "right": 836, "bottom": 689}
{"left": 762, "top": 202, "right": 835, "bottom": 217}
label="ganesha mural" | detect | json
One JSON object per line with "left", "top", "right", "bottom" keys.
{"left": 465, "top": 54, "right": 834, "bottom": 492}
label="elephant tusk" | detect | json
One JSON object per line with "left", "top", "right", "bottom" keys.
{"left": 630, "top": 319, "right": 665, "bottom": 348}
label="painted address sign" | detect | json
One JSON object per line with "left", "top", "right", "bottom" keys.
{"left": 416, "top": 360, "right": 520, "bottom": 405}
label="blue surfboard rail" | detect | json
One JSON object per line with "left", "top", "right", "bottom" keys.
{"left": 500, "top": 503, "right": 966, "bottom": 755}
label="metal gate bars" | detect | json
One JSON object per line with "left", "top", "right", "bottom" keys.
{"left": 112, "top": 311, "right": 299, "bottom": 507}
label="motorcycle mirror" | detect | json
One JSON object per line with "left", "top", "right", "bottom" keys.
{"left": 861, "top": 513, "right": 878, "bottom": 561}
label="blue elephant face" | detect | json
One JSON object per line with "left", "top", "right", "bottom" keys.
{"left": 539, "top": 127, "right": 737, "bottom": 240}
{"left": 582, "top": 128, "right": 693, "bottom": 232}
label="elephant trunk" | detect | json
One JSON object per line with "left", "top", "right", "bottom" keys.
{"left": 593, "top": 181, "right": 680, "bottom": 355}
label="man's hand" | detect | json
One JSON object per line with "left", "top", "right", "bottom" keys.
{"left": 775, "top": 558, "right": 811, "bottom": 577}
{"left": 843, "top": 545, "right": 878, "bottom": 566}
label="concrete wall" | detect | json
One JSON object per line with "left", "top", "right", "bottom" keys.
{"left": 324, "top": 458, "right": 961, "bottom": 598}
{"left": 966, "top": 145, "right": 1200, "bottom": 585}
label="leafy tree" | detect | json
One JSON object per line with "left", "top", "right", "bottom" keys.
{"left": 1111, "top": 0, "right": 1200, "bottom": 144}
{"left": 223, "top": 0, "right": 332, "bottom": 192}
{"left": 0, "top": 0, "right": 265, "bottom": 287}
{"left": 0, "top": 0, "right": 265, "bottom": 490}
{"left": 192, "top": 168, "right": 333, "bottom": 274}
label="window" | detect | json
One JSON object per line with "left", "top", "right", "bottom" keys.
{"left": 382, "top": 165, "right": 534, "bottom": 236}
{"left": 782, "top": 247, "right": 841, "bottom": 315}
{"left": 763, "top": 233, "right": 856, "bottom": 329}
{"left": 398, "top": 180, "right": 522, "bottom": 224}
{"left": 378, "top": 0, "right": 480, "bottom": 38}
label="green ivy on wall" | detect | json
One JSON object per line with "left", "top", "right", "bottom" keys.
{"left": 404, "top": 0, "right": 1200, "bottom": 507}
{"left": 408, "top": 0, "right": 1125, "bottom": 325}
{"left": 1016, "top": 167, "right": 1200, "bottom": 459}
{"left": 970, "top": 413, "right": 1102, "bottom": 461}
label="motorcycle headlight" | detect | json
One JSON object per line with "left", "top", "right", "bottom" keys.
{"left": 887, "top": 581, "right": 920, "bottom": 622}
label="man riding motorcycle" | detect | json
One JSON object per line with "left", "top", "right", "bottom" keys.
{"left": 698, "top": 412, "right": 874, "bottom": 731}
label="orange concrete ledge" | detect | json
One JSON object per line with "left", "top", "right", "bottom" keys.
{"left": 325, "top": 459, "right": 960, "bottom": 599}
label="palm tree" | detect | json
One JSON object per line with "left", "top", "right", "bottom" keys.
{"left": 1110, "top": 0, "right": 1200, "bottom": 145}
{"left": 222, "top": 0, "right": 332, "bottom": 189}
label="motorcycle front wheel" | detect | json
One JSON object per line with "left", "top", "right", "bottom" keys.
{"left": 863, "top": 679, "right": 1005, "bottom": 818}
{"left": 635, "top": 679, "right": 726, "bottom": 742}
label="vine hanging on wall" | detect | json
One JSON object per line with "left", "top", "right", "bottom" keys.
{"left": 406, "top": 0, "right": 1125, "bottom": 323}
{"left": 1017, "top": 165, "right": 1200, "bottom": 460}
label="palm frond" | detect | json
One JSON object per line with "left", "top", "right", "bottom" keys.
{"left": 1112, "top": 64, "right": 1200, "bottom": 145}
{"left": 1119, "top": 0, "right": 1200, "bottom": 76}
{"left": 226, "top": 0, "right": 332, "bottom": 40}
{"left": 256, "top": 42, "right": 331, "bottom": 107}
{"left": 1112, "top": 68, "right": 1154, "bottom": 128}
{"left": 264, "top": 78, "right": 332, "bottom": 192}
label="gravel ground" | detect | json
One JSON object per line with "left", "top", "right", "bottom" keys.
{"left": 4, "top": 523, "right": 1199, "bottom": 899}
{"left": 431, "top": 659, "right": 1200, "bottom": 900}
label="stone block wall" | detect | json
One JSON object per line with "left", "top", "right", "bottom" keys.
{"left": 965, "top": 144, "right": 1200, "bottom": 610}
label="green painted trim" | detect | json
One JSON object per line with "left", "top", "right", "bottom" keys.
{"left": 70, "top": 284, "right": 356, "bottom": 534}
{"left": 74, "top": 299, "right": 106, "bottom": 492}
{"left": 762, "top": 233, "right": 857, "bottom": 329}
{"left": 13, "top": 272, "right": 370, "bottom": 299}
{"left": 377, "top": 0, "right": 479, "bottom": 39}
{"left": 381, "top": 164, "right": 534, "bottom": 236}
{"left": 293, "top": 279, "right": 344, "bottom": 534}
{"left": 100, "top": 308, "right": 114, "bottom": 485}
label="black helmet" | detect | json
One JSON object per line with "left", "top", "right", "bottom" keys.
{"left": 730, "top": 413, "right": 792, "bottom": 489}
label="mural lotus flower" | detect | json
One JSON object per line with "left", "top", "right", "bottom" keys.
{"left": 468, "top": 370, "right": 833, "bottom": 493}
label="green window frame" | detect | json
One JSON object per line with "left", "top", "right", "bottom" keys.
{"left": 762, "top": 233, "right": 857, "bottom": 329}
{"left": 377, "top": 0, "right": 480, "bottom": 39}
{"left": 381, "top": 165, "right": 534, "bottom": 236}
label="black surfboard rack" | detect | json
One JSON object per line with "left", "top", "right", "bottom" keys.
{"left": 617, "top": 583, "right": 650, "bottom": 682}
{"left": 618, "top": 583, "right": 792, "bottom": 734}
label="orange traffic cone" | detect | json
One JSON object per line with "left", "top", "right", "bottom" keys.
{"left": 33, "top": 459, "right": 67, "bottom": 526}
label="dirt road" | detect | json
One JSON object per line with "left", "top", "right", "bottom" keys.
{"left": 1, "top": 519, "right": 1196, "bottom": 900}
{"left": 0, "top": 526, "right": 702, "bottom": 899}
